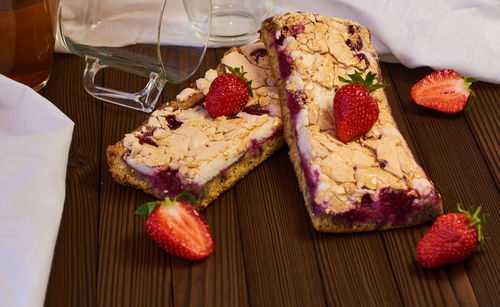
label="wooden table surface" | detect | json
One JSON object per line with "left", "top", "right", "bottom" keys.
{"left": 41, "top": 49, "right": 499, "bottom": 307}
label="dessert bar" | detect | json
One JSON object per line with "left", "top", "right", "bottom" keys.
{"left": 261, "top": 12, "right": 443, "bottom": 232}
{"left": 107, "top": 43, "right": 284, "bottom": 209}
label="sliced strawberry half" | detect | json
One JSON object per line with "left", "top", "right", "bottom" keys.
{"left": 136, "top": 192, "right": 214, "bottom": 261}
{"left": 410, "top": 69, "right": 476, "bottom": 114}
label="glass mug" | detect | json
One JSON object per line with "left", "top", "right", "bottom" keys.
{"left": 0, "top": 0, "right": 57, "bottom": 91}
{"left": 57, "top": 0, "right": 211, "bottom": 112}
{"left": 184, "top": 0, "right": 273, "bottom": 46}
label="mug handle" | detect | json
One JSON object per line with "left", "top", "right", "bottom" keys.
{"left": 83, "top": 56, "right": 166, "bottom": 113}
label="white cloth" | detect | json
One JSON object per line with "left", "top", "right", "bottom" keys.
{"left": 57, "top": 0, "right": 500, "bottom": 83}
{"left": 0, "top": 75, "right": 74, "bottom": 307}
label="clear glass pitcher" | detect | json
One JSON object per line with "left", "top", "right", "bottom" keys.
{"left": 57, "top": 0, "right": 211, "bottom": 112}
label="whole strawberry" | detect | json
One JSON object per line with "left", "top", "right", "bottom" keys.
{"left": 136, "top": 192, "right": 214, "bottom": 261}
{"left": 206, "top": 65, "right": 253, "bottom": 117}
{"left": 411, "top": 69, "right": 476, "bottom": 114}
{"left": 416, "top": 205, "right": 488, "bottom": 269}
{"left": 334, "top": 71, "right": 387, "bottom": 142}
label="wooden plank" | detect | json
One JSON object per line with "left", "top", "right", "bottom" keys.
{"left": 465, "top": 81, "right": 500, "bottom": 188}
{"left": 385, "top": 63, "right": 499, "bottom": 306}
{"left": 170, "top": 48, "right": 250, "bottom": 307}
{"left": 97, "top": 60, "right": 172, "bottom": 307}
{"left": 313, "top": 230, "right": 404, "bottom": 306}
{"left": 171, "top": 192, "right": 249, "bottom": 307}
{"left": 43, "top": 54, "right": 101, "bottom": 307}
{"left": 234, "top": 148, "right": 328, "bottom": 307}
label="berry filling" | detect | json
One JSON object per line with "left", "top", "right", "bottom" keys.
{"left": 137, "top": 131, "right": 157, "bottom": 147}
{"left": 286, "top": 91, "right": 303, "bottom": 118}
{"left": 243, "top": 103, "right": 270, "bottom": 116}
{"left": 346, "top": 25, "right": 363, "bottom": 51}
{"left": 165, "top": 115, "right": 183, "bottom": 130}
{"left": 250, "top": 48, "right": 267, "bottom": 62}
{"left": 286, "top": 23, "right": 305, "bottom": 37}
{"left": 270, "top": 30, "right": 293, "bottom": 80}
{"left": 379, "top": 160, "right": 387, "bottom": 169}
{"left": 137, "top": 167, "right": 203, "bottom": 199}
{"left": 248, "top": 128, "right": 283, "bottom": 155}
{"left": 286, "top": 90, "right": 321, "bottom": 212}
{"left": 333, "top": 188, "right": 441, "bottom": 227}
{"left": 348, "top": 25, "right": 357, "bottom": 35}
{"left": 354, "top": 53, "right": 370, "bottom": 70}
{"left": 346, "top": 36, "right": 363, "bottom": 52}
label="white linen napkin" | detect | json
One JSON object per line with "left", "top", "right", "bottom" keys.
{"left": 0, "top": 75, "right": 74, "bottom": 307}
{"left": 57, "top": 0, "right": 500, "bottom": 84}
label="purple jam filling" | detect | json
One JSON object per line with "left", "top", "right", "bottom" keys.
{"left": 345, "top": 25, "right": 370, "bottom": 69}
{"left": 278, "top": 51, "right": 293, "bottom": 80}
{"left": 346, "top": 36, "right": 363, "bottom": 52}
{"left": 217, "top": 127, "right": 283, "bottom": 177}
{"left": 354, "top": 53, "right": 370, "bottom": 69}
{"left": 286, "top": 91, "right": 303, "bottom": 117}
{"left": 248, "top": 128, "right": 283, "bottom": 155}
{"left": 286, "top": 90, "right": 322, "bottom": 213}
{"left": 287, "top": 23, "right": 305, "bottom": 37}
{"left": 165, "top": 115, "right": 183, "bottom": 130}
{"left": 137, "top": 131, "right": 157, "bottom": 147}
{"left": 270, "top": 30, "right": 293, "bottom": 80}
{"left": 346, "top": 25, "right": 363, "bottom": 51}
{"left": 348, "top": 25, "right": 357, "bottom": 34}
{"left": 243, "top": 103, "right": 270, "bottom": 116}
{"left": 136, "top": 167, "right": 203, "bottom": 199}
{"left": 250, "top": 48, "right": 267, "bottom": 61}
{"left": 332, "top": 187, "right": 441, "bottom": 228}
{"left": 379, "top": 160, "right": 387, "bottom": 169}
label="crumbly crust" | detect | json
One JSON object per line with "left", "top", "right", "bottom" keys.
{"left": 262, "top": 12, "right": 443, "bottom": 232}
{"left": 107, "top": 44, "right": 284, "bottom": 209}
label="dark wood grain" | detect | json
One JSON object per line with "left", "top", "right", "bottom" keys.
{"left": 98, "top": 63, "right": 170, "bottom": 307}
{"left": 235, "top": 148, "right": 328, "bottom": 307}
{"left": 42, "top": 51, "right": 500, "bottom": 307}
{"left": 466, "top": 81, "right": 500, "bottom": 188}
{"left": 42, "top": 55, "right": 101, "bottom": 307}
{"left": 386, "top": 64, "right": 500, "bottom": 307}
{"left": 379, "top": 64, "right": 480, "bottom": 307}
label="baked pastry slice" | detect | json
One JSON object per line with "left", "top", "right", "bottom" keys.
{"left": 261, "top": 12, "right": 443, "bottom": 232}
{"left": 107, "top": 43, "right": 284, "bottom": 209}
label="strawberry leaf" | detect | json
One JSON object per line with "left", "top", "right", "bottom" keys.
{"left": 455, "top": 204, "right": 488, "bottom": 242}
{"left": 338, "top": 71, "right": 387, "bottom": 92}
{"left": 174, "top": 190, "right": 197, "bottom": 205}
{"left": 464, "top": 77, "right": 477, "bottom": 85}
{"left": 225, "top": 64, "right": 253, "bottom": 97}
{"left": 462, "top": 76, "right": 477, "bottom": 112}
{"left": 135, "top": 201, "right": 158, "bottom": 217}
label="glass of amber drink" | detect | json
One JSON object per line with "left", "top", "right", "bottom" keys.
{"left": 0, "top": 0, "right": 57, "bottom": 91}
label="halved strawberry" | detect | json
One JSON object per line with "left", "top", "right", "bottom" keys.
{"left": 136, "top": 192, "right": 214, "bottom": 261}
{"left": 410, "top": 69, "right": 476, "bottom": 114}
